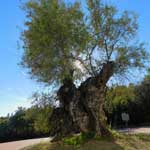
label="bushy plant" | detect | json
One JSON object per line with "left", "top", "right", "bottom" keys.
{"left": 63, "top": 132, "right": 95, "bottom": 145}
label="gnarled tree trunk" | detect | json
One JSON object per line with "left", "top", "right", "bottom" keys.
{"left": 50, "top": 61, "right": 114, "bottom": 139}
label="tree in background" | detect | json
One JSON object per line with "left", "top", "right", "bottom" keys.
{"left": 105, "top": 84, "right": 135, "bottom": 127}
{"left": 21, "top": 0, "right": 148, "bottom": 138}
{"left": 0, "top": 108, "right": 31, "bottom": 142}
{"left": 0, "top": 117, "right": 9, "bottom": 141}
{"left": 131, "top": 75, "right": 150, "bottom": 125}
{"left": 105, "top": 72, "right": 150, "bottom": 127}
{"left": 25, "top": 92, "right": 53, "bottom": 134}
{"left": 0, "top": 93, "right": 53, "bottom": 142}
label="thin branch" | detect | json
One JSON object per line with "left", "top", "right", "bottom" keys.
{"left": 88, "top": 44, "right": 97, "bottom": 76}
{"left": 104, "top": 39, "right": 110, "bottom": 61}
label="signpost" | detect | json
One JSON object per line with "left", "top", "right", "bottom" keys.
{"left": 121, "top": 112, "right": 130, "bottom": 132}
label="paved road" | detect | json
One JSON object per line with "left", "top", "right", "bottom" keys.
{"left": 0, "top": 138, "right": 50, "bottom": 150}
{"left": 118, "top": 127, "right": 150, "bottom": 134}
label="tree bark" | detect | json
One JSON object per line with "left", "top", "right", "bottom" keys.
{"left": 50, "top": 61, "right": 114, "bottom": 139}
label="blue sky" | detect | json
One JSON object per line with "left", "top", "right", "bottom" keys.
{"left": 0, "top": 0, "right": 150, "bottom": 116}
{"left": 0, "top": 0, "right": 41, "bottom": 116}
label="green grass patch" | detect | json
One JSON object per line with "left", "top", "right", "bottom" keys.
{"left": 63, "top": 132, "right": 95, "bottom": 145}
{"left": 134, "top": 133, "right": 150, "bottom": 142}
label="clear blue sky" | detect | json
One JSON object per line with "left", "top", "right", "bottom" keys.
{"left": 0, "top": 0, "right": 41, "bottom": 116}
{"left": 0, "top": 0, "right": 150, "bottom": 116}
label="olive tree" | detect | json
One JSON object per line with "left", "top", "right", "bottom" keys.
{"left": 21, "top": 0, "right": 148, "bottom": 137}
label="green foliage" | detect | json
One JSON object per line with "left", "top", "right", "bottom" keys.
{"left": 25, "top": 106, "right": 52, "bottom": 134}
{"left": 132, "top": 76, "right": 150, "bottom": 123}
{"left": 108, "top": 128, "right": 123, "bottom": 139}
{"left": 0, "top": 117, "right": 9, "bottom": 140}
{"left": 0, "top": 101, "right": 53, "bottom": 142}
{"left": 146, "top": 68, "right": 150, "bottom": 80}
{"left": 136, "top": 134, "right": 150, "bottom": 142}
{"left": 105, "top": 74, "right": 150, "bottom": 127}
{"left": 105, "top": 84, "right": 135, "bottom": 114}
{"left": 63, "top": 132, "right": 118, "bottom": 146}
{"left": 22, "top": 0, "right": 89, "bottom": 83}
{"left": 63, "top": 132, "right": 95, "bottom": 145}
{"left": 105, "top": 84, "right": 136, "bottom": 127}
{"left": 21, "top": 0, "right": 148, "bottom": 85}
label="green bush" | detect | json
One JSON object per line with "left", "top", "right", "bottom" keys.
{"left": 63, "top": 132, "right": 95, "bottom": 145}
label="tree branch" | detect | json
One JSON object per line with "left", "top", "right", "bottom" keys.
{"left": 88, "top": 44, "right": 97, "bottom": 76}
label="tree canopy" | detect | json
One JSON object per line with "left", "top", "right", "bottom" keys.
{"left": 0, "top": 97, "right": 53, "bottom": 142}
{"left": 21, "top": 0, "right": 148, "bottom": 85}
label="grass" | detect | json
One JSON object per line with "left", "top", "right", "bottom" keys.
{"left": 22, "top": 133, "right": 150, "bottom": 150}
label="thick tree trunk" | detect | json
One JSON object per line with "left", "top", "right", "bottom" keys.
{"left": 50, "top": 61, "right": 114, "bottom": 139}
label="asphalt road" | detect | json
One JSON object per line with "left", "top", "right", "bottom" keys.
{"left": 118, "top": 127, "right": 150, "bottom": 134}
{"left": 0, "top": 137, "right": 50, "bottom": 150}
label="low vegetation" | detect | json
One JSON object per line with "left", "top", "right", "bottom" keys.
{"left": 22, "top": 133, "right": 150, "bottom": 150}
